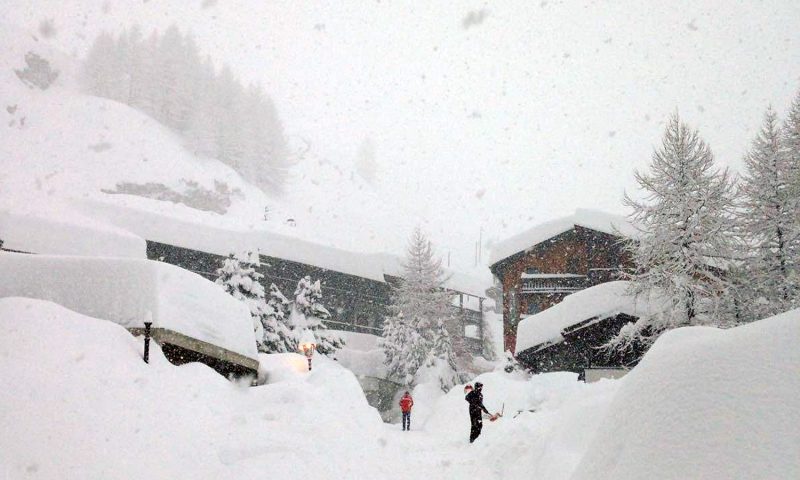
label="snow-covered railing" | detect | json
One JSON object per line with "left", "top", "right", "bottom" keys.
{"left": 520, "top": 281, "right": 584, "bottom": 294}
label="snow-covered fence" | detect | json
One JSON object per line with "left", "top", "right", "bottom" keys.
{"left": 0, "top": 252, "right": 257, "bottom": 361}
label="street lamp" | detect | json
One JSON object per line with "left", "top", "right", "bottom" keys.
{"left": 298, "top": 329, "right": 317, "bottom": 371}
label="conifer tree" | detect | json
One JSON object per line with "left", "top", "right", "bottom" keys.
{"left": 381, "top": 228, "right": 458, "bottom": 388}
{"left": 736, "top": 106, "right": 800, "bottom": 319}
{"left": 614, "top": 113, "right": 737, "bottom": 349}
{"left": 291, "top": 276, "right": 345, "bottom": 356}
{"left": 215, "top": 251, "right": 268, "bottom": 349}
{"left": 80, "top": 25, "right": 289, "bottom": 193}
{"left": 261, "top": 283, "right": 296, "bottom": 353}
{"left": 782, "top": 88, "right": 800, "bottom": 247}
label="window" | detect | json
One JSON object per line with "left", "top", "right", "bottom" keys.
{"left": 527, "top": 302, "right": 541, "bottom": 315}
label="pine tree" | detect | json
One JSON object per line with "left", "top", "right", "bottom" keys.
{"left": 260, "top": 283, "right": 296, "bottom": 353}
{"left": 614, "top": 113, "right": 737, "bottom": 349}
{"left": 736, "top": 106, "right": 800, "bottom": 320}
{"left": 381, "top": 227, "right": 458, "bottom": 388}
{"left": 215, "top": 251, "right": 268, "bottom": 350}
{"left": 290, "top": 276, "right": 345, "bottom": 356}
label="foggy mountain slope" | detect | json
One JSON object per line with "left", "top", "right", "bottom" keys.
{"left": 0, "top": 21, "right": 409, "bottom": 261}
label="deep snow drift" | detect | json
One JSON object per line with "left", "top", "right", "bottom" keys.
{"left": 572, "top": 308, "right": 800, "bottom": 480}
{"left": 1, "top": 297, "right": 797, "bottom": 479}
{"left": 0, "top": 253, "right": 257, "bottom": 358}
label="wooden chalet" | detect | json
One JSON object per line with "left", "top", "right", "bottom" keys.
{"left": 488, "top": 210, "right": 636, "bottom": 357}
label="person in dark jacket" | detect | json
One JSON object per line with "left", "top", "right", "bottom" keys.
{"left": 465, "top": 382, "right": 496, "bottom": 443}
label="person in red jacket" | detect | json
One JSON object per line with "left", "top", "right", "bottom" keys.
{"left": 399, "top": 391, "right": 414, "bottom": 431}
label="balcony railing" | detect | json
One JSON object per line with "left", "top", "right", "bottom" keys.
{"left": 520, "top": 279, "right": 585, "bottom": 294}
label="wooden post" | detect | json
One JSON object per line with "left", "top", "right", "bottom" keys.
{"left": 143, "top": 322, "right": 152, "bottom": 364}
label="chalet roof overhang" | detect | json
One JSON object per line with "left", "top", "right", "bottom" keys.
{"left": 489, "top": 209, "right": 637, "bottom": 272}
{"left": 516, "top": 312, "right": 639, "bottom": 358}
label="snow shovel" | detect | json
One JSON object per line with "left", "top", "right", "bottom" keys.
{"left": 490, "top": 403, "right": 504, "bottom": 422}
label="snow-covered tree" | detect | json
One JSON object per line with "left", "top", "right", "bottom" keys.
{"left": 425, "top": 318, "right": 460, "bottom": 391}
{"left": 80, "top": 25, "right": 289, "bottom": 194}
{"left": 381, "top": 312, "right": 426, "bottom": 385}
{"left": 782, "top": 88, "right": 800, "bottom": 249}
{"left": 215, "top": 251, "right": 268, "bottom": 349}
{"left": 736, "top": 106, "right": 800, "bottom": 320}
{"left": 290, "top": 276, "right": 344, "bottom": 356}
{"left": 614, "top": 113, "right": 737, "bottom": 349}
{"left": 381, "top": 227, "right": 458, "bottom": 390}
{"left": 261, "top": 283, "right": 296, "bottom": 353}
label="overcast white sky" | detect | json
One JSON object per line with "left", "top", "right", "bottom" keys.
{"left": 6, "top": 1, "right": 800, "bottom": 270}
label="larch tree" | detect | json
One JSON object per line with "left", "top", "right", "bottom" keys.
{"left": 290, "top": 276, "right": 345, "bottom": 356}
{"left": 736, "top": 106, "right": 800, "bottom": 320}
{"left": 613, "top": 113, "right": 737, "bottom": 350}
{"left": 782, "top": 88, "right": 800, "bottom": 257}
{"left": 381, "top": 227, "right": 458, "bottom": 390}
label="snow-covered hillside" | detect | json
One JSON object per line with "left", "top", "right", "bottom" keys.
{"left": 0, "top": 21, "right": 415, "bottom": 262}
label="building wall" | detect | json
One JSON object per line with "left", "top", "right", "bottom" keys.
{"left": 496, "top": 230, "right": 586, "bottom": 352}
{"left": 147, "top": 241, "right": 486, "bottom": 355}
{"left": 493, "top": 228, "right": 632, "bottom": 353}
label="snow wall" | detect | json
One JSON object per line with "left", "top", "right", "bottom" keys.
{"left": 0, "top": 252, "right": 256, "bottom": 358}
{"left": 571, "top": 308, "right": 800, "bottom": 479}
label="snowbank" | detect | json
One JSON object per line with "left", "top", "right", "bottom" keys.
{"left": 0, "top": 298, "right": 387, "bottom": 479}
{"left": 0, "top": 252, "right": 256, "bottom": 358}
{"left": 515, "top": 281, "right": 660, "bottom": 352}
{"left": 571, "top": 309, "right": 800, "bottom": 480}
{"left": 489, "top": 209, "right": 637, "bottom": 265}
{"left": 414, "top": 370, "right": 620, "bottom": 478}
{"left": 334, "top": 331, "right": 388, "bottom": 378}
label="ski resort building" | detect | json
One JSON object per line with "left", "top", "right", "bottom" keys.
{"left": 488, "top": 210, "right": 637, "bottom": 370}
{"left": 147, "top": 239, "right": 488, "bottom": 357}
{"left": 0, "top": 207, "right": 489, "bottom": 378}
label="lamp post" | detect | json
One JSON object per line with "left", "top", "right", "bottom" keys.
{"left": 143, "top": 321, "right": 153, "bottom": 364}
{"left": 298, "top": 329, "right": 317, "bottom": 371}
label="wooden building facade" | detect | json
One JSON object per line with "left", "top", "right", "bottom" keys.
{"left": 147, "top": 240, "right": 486, "bottom": 355}
{"left": 489, "top": 214, "right": 634, "bottom": 354}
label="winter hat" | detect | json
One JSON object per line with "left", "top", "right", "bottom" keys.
{"left": 463, "top": 384, "right": 473, "bottom": 392}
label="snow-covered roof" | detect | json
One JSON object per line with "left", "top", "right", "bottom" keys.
{"left": 515, "top": 281, "right": 661, "bottom": 353}
{"left": 489, "top": 209, "right": 638, "bottom": 266}
{"left": 520, "top": 273, "right": 585, "bottom": 279}
{"left": 0, "top": 252, "right": 257, "bottom": 359}
{"left": 69, "top": 199, "right": 489, "bottom": 297}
